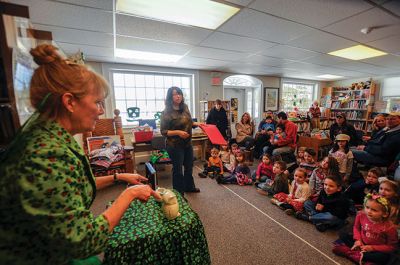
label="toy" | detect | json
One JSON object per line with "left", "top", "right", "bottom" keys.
{"left": 155, "top": 188, "right": 181, "bottom": 220}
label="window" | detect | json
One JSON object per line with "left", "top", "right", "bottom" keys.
{"left": 112, "top": 71, "right": 193, "bottom": 126}
{"left": 281, "top": 82, "right": 315, "bottom": 111}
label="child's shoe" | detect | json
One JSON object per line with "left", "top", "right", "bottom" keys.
{"left": 198, "top": 172, "right": 207, "bottom": 178}
{"left": 315, "top": 223, "right": 329, "bottom": 232}
{"left": 256, "top": 189, "right": 268, "bottom": 196}
{"left": 215, "top": 175, "right": 223, "bottom": 184}
{"left": 295, "top": 211, "right": 310, "bottom": 221}
{"left": 270, "top": 198, "right": 279, "bottom": 205}
{"left": 285, "top": 209, "right": 294, "bottom": 215}
{"left": 207, "top": 172, "right": 214, "bottom": 178}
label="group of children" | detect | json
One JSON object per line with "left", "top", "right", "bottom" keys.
{"left": 199, "top": 133, "right": 399, "bottom": 264}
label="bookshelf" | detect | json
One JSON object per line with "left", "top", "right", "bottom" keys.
{"left": 324, "top": 80, "right": 376, "bottom": 132}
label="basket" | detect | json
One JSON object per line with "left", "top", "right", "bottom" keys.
{"left": 133, "top": 130, "right": 153, "bottom": 143}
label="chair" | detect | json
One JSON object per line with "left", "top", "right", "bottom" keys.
{"left": 83, "top": 109, "right": 134, "bottom": 176}
{"left": 127, "top": 107, "right": 140, "bottom": 122}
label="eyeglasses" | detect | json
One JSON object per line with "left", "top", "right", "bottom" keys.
{"left": 96, "top": 100, "right": 105, "bottom": 110}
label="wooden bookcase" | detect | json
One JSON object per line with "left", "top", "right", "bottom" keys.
{"left": 324, "top": 79, "right": 376, "bottom": 133}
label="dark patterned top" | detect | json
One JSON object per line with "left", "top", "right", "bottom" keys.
{"left": 160, "top": 104, "right": 193, "bottom": 148}
{"left": 0, "top": 119, "right": 110, "bottom": 265}
{"left": 103, "top": 191, "right": 211, "bottom": 265}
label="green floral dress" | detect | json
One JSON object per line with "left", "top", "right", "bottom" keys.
{"left": 0, "top": 120, "right": 110, "bottom": 265}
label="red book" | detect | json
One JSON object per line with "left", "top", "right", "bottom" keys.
{"left": 199, "top": 124, "right": 227, "bottom": 146}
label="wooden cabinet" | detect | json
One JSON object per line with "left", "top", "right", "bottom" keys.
{"left": 324, "top": 79, "right": 376, "bottom": 133}
{"left": 297, "top": 135, "right": 332, "bottom": 161}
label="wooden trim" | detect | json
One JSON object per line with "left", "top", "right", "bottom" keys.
{"left": 26, "top": 28, "right": 53, "bottom": 40}
{"left": 0, "top": 2, "right": 29, "bottom": 18}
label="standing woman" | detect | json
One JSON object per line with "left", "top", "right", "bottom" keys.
{"left": 309, "top": 100, "right": 321, "bottom": 130}
{"left": 235, "top": 112, "right": 255, "bottom": 150}
{"left": 160, "top": 87, "right": 200, "bottom": 195}
{"left": 0, "top": 44, "right": 159, "bottom": 264}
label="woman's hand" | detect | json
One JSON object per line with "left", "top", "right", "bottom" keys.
{"left": 117, "top": 173, "right": 148, "bottom": 185}
{"left": 125, "top": 184, "right": 161, "bottom": 202}
{"left": 356, "top": 145, "right": 365, "bottom": 151}
{"left": 315, "top": 203, "right": 324, "bottom": 211}
{"left": 178, "top": 130, "right": 190, "bottom": 139}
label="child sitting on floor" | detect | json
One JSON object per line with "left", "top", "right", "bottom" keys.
{"left": 256, "top": 161, "right": 289, "bottom": 196}
{"left": 287, "top": 146, "right": 307, "bottom": 173}
{"left": 308, "top": 156, "right": 340, "bottom": 202}
{"left": 199, "top": 147, "right": 223, "bottom": 179}
{"left": 332, "top": 193, "right": 398, "bottom": 265}
{"left": 271, "top": 168, "right": 310, "bottom": 215}
{"left": 220, "top": 144, "right": 235, "bottom": 173}
{"left": 217, "top": 150, "right": 251, "bottom": 185}
{"left": 345, "top": 167, "right": 382, "bottom": 206}
{"left": 252, "top": 153, "right": 274, "bottom": 184}
{"left": 329, "top": 134, "right": 353, "bottom": 183}
{"left": 299, "top": 148, "right": 318, "bottom": 179}
{"left": 297, "top": 175, "right": 349, "bottom": 232}
{"left": 379, "top": 179, "right": 399, "bottom": 226}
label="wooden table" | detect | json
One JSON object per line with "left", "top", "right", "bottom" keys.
{"left": 297, "top": 135, "right": 332, "bottom": 161}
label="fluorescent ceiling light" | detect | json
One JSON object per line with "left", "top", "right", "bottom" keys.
{"left": 328, "top": 45, "right": 387, "bottom": 60}
{"left": 317, "top": 74, "right": 344, "bottom": 79}
{"left": 116, "top": 0, "right": 240, "bottom": 30}
{"left": 115, "top": 48, "right": 183, "bottom": 62}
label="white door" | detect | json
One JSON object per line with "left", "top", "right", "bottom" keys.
{"left": 224, "top": 87, "right": 246, "bottom": 139}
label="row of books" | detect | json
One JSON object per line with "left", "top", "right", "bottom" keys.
{"left": 331, "top": 100, "right": 367, "bottom": 109}
{"left": 330, "top": 110, "right": 366, "bottom": 120}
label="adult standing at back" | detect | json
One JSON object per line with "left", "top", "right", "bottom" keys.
{"left": 206, "top": 99, "right": 228, "bottom": 139}
{"left": 272, "top": 111, "right": 298, "bottom": 156}
{"left": 160, "top": 86, "right": 201, "bottom": 195}
{"left": 329, "top": 113, "right": 360, "bottom": 147}
{"left": 309, "top": 100, "right": 321, "bottom": 130}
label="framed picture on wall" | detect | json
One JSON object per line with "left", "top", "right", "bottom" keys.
{"left": 263, "top": 87, "right": 279, "bottom": 112}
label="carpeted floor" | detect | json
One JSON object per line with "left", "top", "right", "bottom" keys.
{"left": 91, "top": 161, "right": 353, "bottom": 265}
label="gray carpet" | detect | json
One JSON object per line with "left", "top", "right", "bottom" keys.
{"left": 91, "top": 161, "right": 353, "bottom": 265}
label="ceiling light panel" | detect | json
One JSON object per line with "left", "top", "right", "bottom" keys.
{"left": 328, "top": 45, "right": 387, "bottom": 60}
{"left": 116, "top": 0, "right": 240, "bottom": 30}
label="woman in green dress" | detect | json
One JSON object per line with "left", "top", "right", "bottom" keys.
{"left": 0, "top": 44, "right": 160, "bottom": 265}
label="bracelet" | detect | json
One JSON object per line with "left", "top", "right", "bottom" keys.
{"left": 113, "top": 172, "right": 118, "bottom": 183}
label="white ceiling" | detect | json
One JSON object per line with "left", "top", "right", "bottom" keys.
{"left": 7, "top": 0, "right": 400, "bottom": 81}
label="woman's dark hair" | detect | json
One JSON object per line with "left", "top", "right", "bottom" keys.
{"left": 276, "top": 124, "right": 285, "bottom": 131}
{"left": 325, "top": 156, "right": 340, "bottom": 177}
{"left": 331, "top": 140, "right": 350, "bottom": 154}
{"left": 277, "top": 112, "right": 288, "bottom": 120}
{"left": 165, "top": 86, "right": 185, "bottom": 112}
{"left": 304, "top": 148, "right": 316, "bottom": 157}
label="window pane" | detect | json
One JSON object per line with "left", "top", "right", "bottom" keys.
{"left": 114, "top": 86, "right": 125, "bottom": 99}
{"left": 115, "top": 100, "right": 126, "bottom": 112}
{"left": 135, "top": 87, "right": 146, "bottom": 100}
{"left": 145, "top": 75, "right": 155, "bottom": 88}
{"left": 155, "top": 75, "right": 164, "bottom": 88}
{"left": 181, "top": 77, "right": 190, "bottom": 89}
{"left": 172, "top": 76, "right": 181, "bottom": 87}
{"left": 164, "top": 76, "right": 173, "bottom": 88}
{"left": 137, "top": 100, "right": 147, "bottom": 112}
{"left": 125, "top": 87, "right": 136, "bottom": 99}
{"left": 124, "top": 74, "right": 135, "bottom": 86}
{"left": 146, "top": 87, "right": 155, "bottom": 100}
{"left": 113, "top": 73, "right": 124, "bottom": 86}
{"left": 135, "top": 74, "right": 145, "bottom": 87}
{"left": 282, "top": 82, "right": 314, "bottom": 111}
{"left": 155, "top": 88, "right": 165, "bottom": 100}
{"left": 156, "top": 100, "right": 164, "bottom": 111}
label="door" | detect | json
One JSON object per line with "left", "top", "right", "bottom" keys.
{"left": 224, "top": 87, "right": 245, "bottom": 139}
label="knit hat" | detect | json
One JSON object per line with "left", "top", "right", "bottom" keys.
{"left": 335, "top": 134, "right": 350, "bottom": 141}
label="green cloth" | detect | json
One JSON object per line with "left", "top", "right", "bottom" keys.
{"left": 103, "top": 191, "right": 211, "bottom": 265}
{"left": 70, "top": 256, "right": 102, "bottom": 265}
{"left": 0, "top": 119, "right": 110, "bottom": 265}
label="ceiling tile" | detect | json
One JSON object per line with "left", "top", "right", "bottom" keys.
{"left": 323, "top": 7, "right": 400, "bottom": 43}
{"left": 367, "top": 34, "right": 400, "bottom": 54}
{"left": 116, "top": 36, "right": 191, "bottom": 55}
{"left": 187, "top": 47, "right": 248, "bottom": 61}
{"left": 218, "top": 8, "right": 313, "bottom": 44}
{"left": 225, "top": 0, "right": 253, "bottom": 6}
{"left": 249, "top": 0, "right": 372, "bottom": 28}
{"left": 116, "top": 14, "right": 212, "bottom": 45}
{"left": 333, "top": 61, "right": 398, "bottom": 75}
{"left": 287, "top": 30, "right": 357, "bottom": 53}
{"left": 259, "top": 45, "right": 319, "bottom": 60}
{"left": 11, "top": 0, "right": 113, "bottom": 33}
{"left": 238, "top": 54, "right": 294, "bottom": 67}
{"left": 33, "top": 24, "right": 113, "bottom": 47}
{"left": 58, "top": 42, "right": 114, "bottom": 57}
{"left": 200, "top": 32, "right": 276, "bottom": 53}
{"left": 178, "top": 56, "right": 229, "bottom": 67}
{"left": 48, "top": 0, "right": 113, "bottom": 10}
{"left": 361, "top": 54, "right": 400, "bottom": 70}
{"left": 302, "top": 54, "right": 351, "bottom": 66}
{"left": 383, "top": 0, "right": 400, "bottom": 16}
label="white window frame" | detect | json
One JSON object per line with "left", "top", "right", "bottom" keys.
{"left": 281, "top": 79, "right": 317, "bottom": 112}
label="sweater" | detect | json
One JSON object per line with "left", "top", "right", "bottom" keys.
{"left": 353, "top": 211, "right": 398, "bottom": 253}
{"left": 235, "top": 122, "right": 254, "bottom": 143}
{"left": 308, "top": 167, "right": 327, "bottom": 196}
{"left": 364, "top": 125, "right": 400, "bottom": 164}
{"left": 289, "top": 181, "right": 310, "bottom": 202}
{"left": 255, "top": 162, "right": 274, "bottom": 180}
{"left": 316, "top": 190, "right": 349, "bottom": 220}
{"left": 276, "top": 120, "right": 297, "bottom": 149}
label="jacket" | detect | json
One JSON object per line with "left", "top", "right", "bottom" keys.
{"left": 206, "top": 107, "right": 228, "bottom": 138}
{"left": 365, "top": 125, "right": 400, "bottom": 164}
{"left": 316, "top": 190, "right": 348, "bottom": 220}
